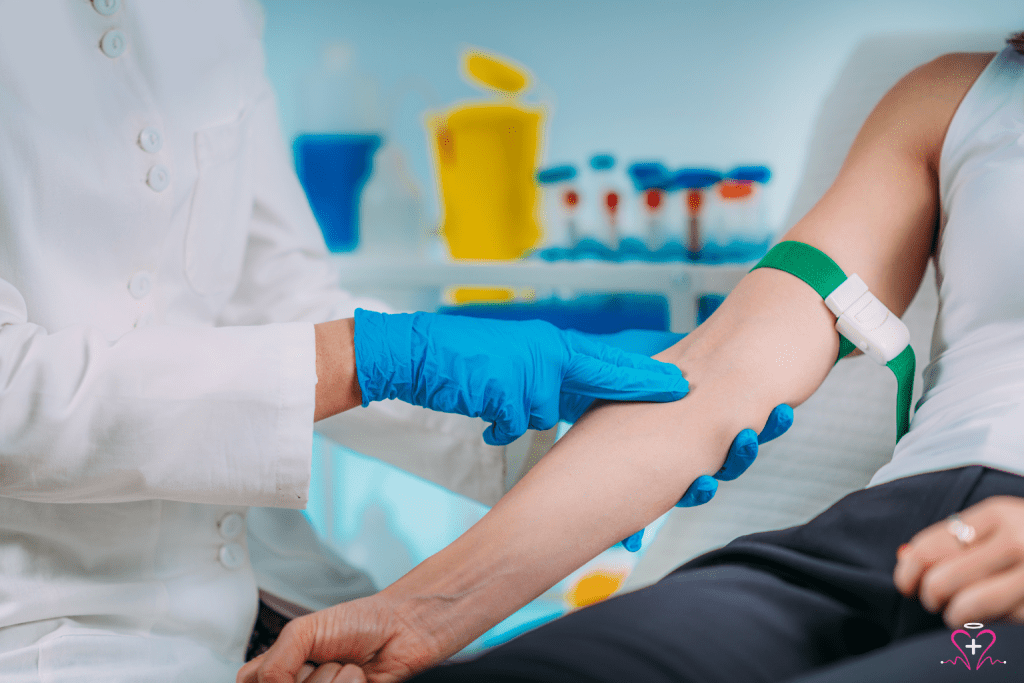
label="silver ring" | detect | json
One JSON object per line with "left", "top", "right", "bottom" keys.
{"left": 947, "top": 514, "right": 977, "bottom": 545}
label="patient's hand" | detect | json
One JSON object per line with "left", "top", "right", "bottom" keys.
{"left": 236, "top": 594, "right": 436, "bottom": 683}
{"left": 893, "top": 496, "right": 1024, "bottom": 628}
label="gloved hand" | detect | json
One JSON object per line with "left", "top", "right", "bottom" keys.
{"left": 560, "top": 329, "right": 795, "bottom": 552}
{"left": 559, "top": 329, "right": 688, "bottom": 423}
{"left": 352, "top": 310, "right": 689, "bottom": 447}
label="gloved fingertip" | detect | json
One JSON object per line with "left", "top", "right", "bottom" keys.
{"left": 649, "top": 358, "right": 685, "bottom": 376}
{"left": 482, "top": 424, "right": 517, "bottom": 447}
{"left": 624, "top": 377, "right": 689, "bottom": 403}
{"left": 732, "top": 427, "right": 758, "bottom": 450}
{"left": 715, "top": 430, "right": 757, "bottom": 481}
{"left": 676, "top": 475, "right": 718, "bottom": 507}
{"left": 660, "top": 377, "right": 690, "bottom": 400}
{"left": 559, "top": 394, "right": 594, "bottom": 425}
{"left": 758, "top": 404, "right": 795, "bottom": 444}
{"left": 621, "top": 530, "right": 644, "bottom": 552}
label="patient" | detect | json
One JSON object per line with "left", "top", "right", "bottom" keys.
{"left": 240, "top": 34, "right": 1024, "bottom": 683}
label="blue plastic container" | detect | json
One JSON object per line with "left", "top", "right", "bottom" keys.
{"left": 294, "top": 133, "right": 382, "bottom": 253}
{"left": 438, "top": 293, "right": 670, "bottom": 334}
{"left": 697, "top": 294, "right": 726, "bottom": 325}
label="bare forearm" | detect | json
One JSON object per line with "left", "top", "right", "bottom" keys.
{"left": 313, "top": 318, "right": 362, "bottom": 421}
{"left": 380, "top": 267, "right": 843, "bottom": 659}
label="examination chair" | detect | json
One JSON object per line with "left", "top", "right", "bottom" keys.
{"left": 624, "top": 30, "right": 1006, "bottom": 591}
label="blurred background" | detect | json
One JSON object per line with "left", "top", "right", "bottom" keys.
{"left": 262, "top": 0, "right": 1022, "bottom": 235}
{"left": 256, "top": 0, "right": 1022, "bottom": 654}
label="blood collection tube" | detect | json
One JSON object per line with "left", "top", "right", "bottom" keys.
{"left": 627, "top": 162, "right": 672, "bottom": 258}
{"left": 670, "top": 168, "right": 722, "bottom": 260}
{"left": 588, "top": 154, "right": 623, "bottom": 250}
{"left": 535, "top": 164, "right": 579, "bottom": 260}
{"left": 718, "top": 165, "right": 772, "bottom": 261}
{"left": 564, "top": 187, "right": 581, "bottom": 245}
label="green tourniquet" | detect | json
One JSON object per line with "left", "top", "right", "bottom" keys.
{"left": 750, "top": 240, "right": 915, "bottom": 441}
{"left": 886, "top": 345, "right": 916, "bottom": 440}
{"left": 837, "top": 336, "right": 858, "bottom": 361}
{"left": 752, "top": 240, "right": 849, "bottom": 299}
{"left": 751, "top": 242, "right": 856, "bottom": 363}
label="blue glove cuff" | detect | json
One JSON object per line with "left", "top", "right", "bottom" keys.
{"left": 353, "top": 309, "right": 417, "bottom": 406}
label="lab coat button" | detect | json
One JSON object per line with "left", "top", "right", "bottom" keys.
{"left": 138, "top": 127, "right": 163, "bottom": 154}
{"left": 128, "top": 271, "right": 153, "bottom": 299}
{"left": 219, "top": 542, "right": 245, "bottom": 570}
{"left": 92, "top": 0, "right": 121, "bottom": 16}
{"left": 100, "top": 30, "right": 127, "bottom": 59}
{"left": 218, "top": 512, "right": 244, "bottom": 540}
{"left": 146, "top": 165, "right": 170, "bottom": 192}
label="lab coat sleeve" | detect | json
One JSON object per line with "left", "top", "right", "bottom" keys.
{"left": 0, "top": 277, "right": 316, "bottom": 507}
{"left": 218, "top": 86, "right": 508, "bottom": 506}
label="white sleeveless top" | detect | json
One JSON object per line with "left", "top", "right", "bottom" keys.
{"left": 870, "top": 46, "right": 1024, "bottom": 487}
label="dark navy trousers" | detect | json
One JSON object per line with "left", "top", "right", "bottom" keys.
{"left": 409, "top": 466, "right": 1024, "bottom": 682}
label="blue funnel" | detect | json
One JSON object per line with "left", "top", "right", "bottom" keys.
{"left": 294, "top": 133, "right": 383, "bottom": 253}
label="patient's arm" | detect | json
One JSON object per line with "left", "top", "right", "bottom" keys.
{"left": 239, "top": 53, "right": 992, "bottom": 683}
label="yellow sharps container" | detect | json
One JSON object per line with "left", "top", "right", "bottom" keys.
{"left": 428, "top": 51, "right": 544, "bottom": 263}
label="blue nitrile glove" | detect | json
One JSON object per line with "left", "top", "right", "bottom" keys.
{"left": 352, "top": 309, "right": 689, "bottom": 447}
{"left": 557, "top": 329, "right": 794, "bottom": 552}
{"left": 559, "top": 329, "right": 687, "bottom": 423}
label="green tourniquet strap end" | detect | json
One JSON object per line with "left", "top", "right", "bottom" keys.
{"left": 887, "top": 345, "right": 916, "bottom": 442}
{"left": 751, "top": 241, "right": 849, "bottom": 300}
{"left": 837, "top": 336, "right": 857, "bottom": 364}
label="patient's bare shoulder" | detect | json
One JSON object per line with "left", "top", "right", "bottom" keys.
{"left": 787, "top": 52, "right": 995, "bottom": 314}
{"left": 882, "top": 52, "right": 996, "bottom": 167}
{"left": 914, "top": 51, "right": 997, "bottom": 109}
{"left": 926, "top": 51, "right": 997, "bottom": 85}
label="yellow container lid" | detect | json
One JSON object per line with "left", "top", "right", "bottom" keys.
{"left": 463, "top": 51, "right": 530, "bottom": 94}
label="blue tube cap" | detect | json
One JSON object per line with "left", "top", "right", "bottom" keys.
{"left": 670, "top": 168, "right": 723, "bottom": 190}
{"left": 589, "top": 154, "right": 616, "bottom": 171}
{"left": 536, "top": 165, "right": 578, "bottom": 184}
{"left": 727, "top": 165, "right": 771, "bottom": 183}
{"left": 627, "top": 162, "right": 671, "bottom": 192}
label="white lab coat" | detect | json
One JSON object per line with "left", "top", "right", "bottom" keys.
{"left": 0, "top": 2, "right": 504, "bottom": 680}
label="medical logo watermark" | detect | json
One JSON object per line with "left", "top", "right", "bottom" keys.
{"left": 941, "top": 623, "right": 1008, "bottom": 671}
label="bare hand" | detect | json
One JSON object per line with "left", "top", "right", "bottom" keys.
{"left": 893, "top": 495, "right": 1024, "bottom": 627}
{"left": 236, "top": 594, "right": 441, "bottom": 683}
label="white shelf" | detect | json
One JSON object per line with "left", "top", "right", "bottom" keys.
{"left": 331, "top": 255, "right": 755, "bottom": 331}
